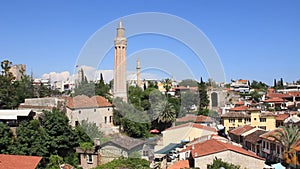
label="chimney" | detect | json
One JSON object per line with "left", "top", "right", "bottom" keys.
{"left": 94, "top": 138, "right": 100, "bottom": 146}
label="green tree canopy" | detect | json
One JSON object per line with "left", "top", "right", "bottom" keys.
{"left": 0, "top": 122, "right": 14, "bottom": 154}
{"left": 40, "top": 109, "right": 79, "bottom": 160}
{"left": 178, "top": 79, "right": 198, "bottom": 87}
{"left": 94, "top": 158, "right": 150, "bottom": 169}
{"left": 207, "top": 157, "right": 242, "bottom": 169}
{"left": 10, "top": 120, "right": 48, "bottom": 157}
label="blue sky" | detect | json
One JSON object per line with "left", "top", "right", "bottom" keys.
{"left": 0, "top": 0, "right": 299, "bottom": 85}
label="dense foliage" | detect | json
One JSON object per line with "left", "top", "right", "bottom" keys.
{"left": 0, "top": 60, "right": 60, "bottom": 109}
{"left": 207, "top": 157, "right": 242, "bottom": 169}
{"left": 94, "top": 158, "right": 150, "bottom": 169}
{"left": 74, "top": 70, "right": 111, "bottom": 101}
{"left": 0, "top": 109, "right": 92, "bottom": 168}
{"left": 269, "top": 126, "right": 300, "bottom": 167}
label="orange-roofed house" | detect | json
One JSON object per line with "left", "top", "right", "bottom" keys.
{"left": 221, "top": 109, "right": 276, "bottom": 133}
{"left": 259, "top": 128, "right": 286, "bottom": 163}
{"left": 195, "top": 115, "right": 215, "bottom": 127}
{"left": 181, "top": 139, "right": 265, "bottom": 169}
{"left": 0, "top": 154, "right": 42, "bottom": 169}
{"left": 275, "top": 113, "right": 289, "bottom": 127}
{"left": 228, "top": 125, "right": 255, "bottom": 144}
{"left": 65, "top": 95, "right": 115, "bottom": 134}
{"left": 161, "top": 122, "right": 217, "bottom": 146}
{"left": 230, "top": 79, "right": 249, "bottom": 93}
{"left": 167, "top": 160, "right": 190, "bottom": 169}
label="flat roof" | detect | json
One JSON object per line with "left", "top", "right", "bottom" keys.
{"left": 0, "top": 109, "right": 33, "bottom": 120}
{"left": 155, "top": 143, "right": 181, "bottom": 154}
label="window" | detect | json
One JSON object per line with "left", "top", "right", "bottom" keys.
{"left": 143, "top": 150, "right": 148, "bottom": 156}
{"left": 270, "top": 143, "right": 275, "bottom": 150}
{"left": 94, "top": 109, "right": 96, "bottom": 112}
{"left": 277, "top": 145, "right": 280, "bottom": 154}
{"left": 260, "top": 118, "right": 266, "bottom": 122}
{"left": 105, "top": 116, "right": 107, "bottom": 124}
{"left": 75, "top": 121, "right": 79, "bottom": 127}
{"left": 259, "top": 126, "right": 266, "bottom": 130}
{"left": 245, "top": 118, "right": 251, "bottom": 123}
{"left": 266, "top": 142, "right": 269, "bottom": 149}
{"left": 109, "top": 116, "right": 112, "bottom": 123}
{"left": 186, "top": 151, "right": 189, "bottom": 158}
{"left": 263, "top": 141, "right": 265, "bottom": 148}
{"left": 79, "top": 110, "right": 81, "bottom": 114}
{"left": 254, "top": 118, "right": 257, "bottom": 121}
{"left": 238, "top": 118, "right": 242, "bottom": 122}
{"left": 86, "top": 154, "right": 93, "bottom": 164}
{"left": 229, "top": 118, "right": 235, "bottom": 123}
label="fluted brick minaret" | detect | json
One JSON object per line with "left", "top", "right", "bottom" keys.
{"left": 113, "top": 19, "right": 127, "bottom": 102}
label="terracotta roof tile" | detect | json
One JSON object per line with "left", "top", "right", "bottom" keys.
{"left": 235, "top": 101, "right": 245, "bottom": 105}
{"left": 184, "top": 139, "right": 264, "bottom": 160}
{"left": 176, "top": 114, "right": 197, "bottom": 122}
{"left": 276, "top": 113, "right": 290, "bottom": 121}
{"left": 244, "top": 130, "right": 267, "bottom": 144}
{"left": 164, "top": 122, "right": 216, "bottom": 132}
{"left": 195, "top": 115, "right": 214, "bottom": 123}
{"left": 259, "top": 128, "right": 284, "bottom": 141}
{"left": 237, "top": 79, "right": 248, "bottom": 83}
{"left": 229, "top": 105, "right": 249, "bottom": 111}
{"left": 221, "top": 112, "right": 251, "bottom": 118}
{"left": 266, "top": 93, "right": 291, "bottom": 98}
{"left": 260, "top": 112, "right": 276, "bottom": 117}
{"left": 167, "top": 160, "right": 190, "bottom": 169}
{"left": 66, "top": 95, "right": 112, "bottom": 109}
{"left": 0, "top": 154, "right": 42, "bottom": 169}
{"left": 264, "top": 97, "right": 285, "bottom": 103}
{"left": 228, "top": 125, "right": 255, "bottom": 136}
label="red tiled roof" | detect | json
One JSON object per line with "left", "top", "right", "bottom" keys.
{"left": 228, "top": 125, "right": 255, "bottom": 136}
{"left": 266, "top": 93, "right": 291, "bottom": 98}
{"left": 276, "top": 113, "right": 289, "bottom": 121}
{"left": 229, "top": 105, "right": 249, "bottom": 111}
{"left": 184, "top": 139, "right": 264, "bottom": 160}
{"left": 0, "top": 154, "right": 42, "bottom": 169}
{"left": 235, "top": 101, "right": 245, "bottom": 105}
{"left": 244, "top": 130, "right": 267, "bottom": 144}
{"left": 260, "top": 112, "right": 276, "bottom": 117}
{"left": 221, "top": 112, "right": 251, "bottom": 118}
{"left": 167, "top": 160, "right": 190, "bottom": 169}
{"left": 237, "top": 79, "right": 248, "bottom": 83}
{"left": 176, "top": 114, "right": 197, "bottom": 122}
{"left": 259, "top": 128, "right": 284, "bottom": 141}
{"left": 264, "top": 97, "right": 285, "bottom": 103}
{"left": 288, "top": 92, "right": 300, "bottom": 97}
{"left": 66, "top": 95, "right": 112, "bottom": 109}
{"left": 164, "top": 122, "right": 216, "bottom": 132}
{"left": 195, "top": 115, "right": 213, "bottom": 123}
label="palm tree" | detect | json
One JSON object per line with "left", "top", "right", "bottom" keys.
{"left": 162, "top": 78, "right": 172, "bottom": 95}
{"left": 158, "top": 101, "right": 176, "bottom": 123}
{"left": 1, "top": 60, "right": 12, "bottom": 76}
{"left": 269, "top": 126, "right": 300, "bottom": 168}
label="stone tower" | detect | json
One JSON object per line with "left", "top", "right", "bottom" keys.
{"left": 113, "top": 19, "right": 127, "bottom": 102}
{"left": 136, "top": 57, "right": 141, "bottom": 88}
